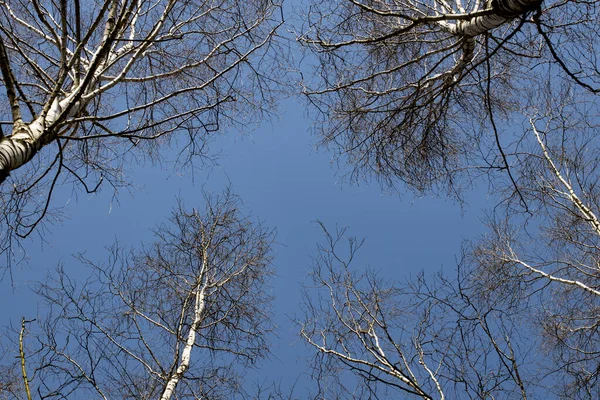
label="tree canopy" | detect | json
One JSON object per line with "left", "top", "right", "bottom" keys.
{"left": 300, "top": 0, "right": 600, "bottom": 196}
{"left": 0, "top": 0, "right": 283, "bottom": 260}
{"left": 2, "top": 0, "right": 600, "bottom": 398}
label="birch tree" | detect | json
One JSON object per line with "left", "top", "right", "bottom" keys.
{"left": 300, "top": 89, "right": 600, "bottom": 398}
{"left": 0, "top": 189, "right": 275, "bottom": 399}
{"left": 472, "top": 101, "right": 600, "bottom": 398}
{"left": 300, "top": 224, "right": 536, "bottom": 399}
{"left": 0, "top": 0, "right": 283, "bottom": 260}
{"left": 299, "top": 0, "right": 600, "bottom": 193}
{"left": 298, "top": 2, "right": 600, "bottom": 396}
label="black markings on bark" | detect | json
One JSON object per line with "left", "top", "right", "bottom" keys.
{"left": 492, "top": 0, "right": 543, "bottom": 18}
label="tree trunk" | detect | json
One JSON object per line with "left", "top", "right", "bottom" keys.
{"left": 0, "top": 97, "right": 80, "bottom": 184}
{"left": 0, "top": 122, "right": 48, "bottom": 184}
{"left": 453, "top": 0, "right": 543, "bottom": 36}
{"left": 160, "top": 283, "right": 207, "bottom": 400}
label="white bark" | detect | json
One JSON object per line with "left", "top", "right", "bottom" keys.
{"left": 443, "top": 0, "right": 543, "bottom": 36}
{"left": 0, "top": 0, "right": 115, "bottom": 183}
{"left": 160, "top": 267, "right": 208, "bottom": 400}
{"left": 0, "top": 0, "right": 281, "bottom": 189}
{"left": 0, "top": 96, "right": 82, "bottom": 183}
{"left": 0, "top": 99, "right": 60, "bottom": 183}
{"left": 438, "top": 0, "right": 543, "bottom": 81}
{"left": 531, "top": 119, "right": 600, "bottom": 236}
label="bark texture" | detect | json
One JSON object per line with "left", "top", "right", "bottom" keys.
{"left": 300, "top": 0, "right": 553, "bottom": 194}
{"left": 0, "top": 126, "right": 44, "bottom": 184}
{"left": 0, "top": 100, "right": 64, "bottom": 184}
{"left": 453, "top": 0, "right": 543, "bottom": 36}
{"left": 160, "top": 283, "right": 207, "bottom": 400}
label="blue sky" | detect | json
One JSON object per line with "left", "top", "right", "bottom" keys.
{"left": 1, "top": 92, "right": 489, "bottom": 390}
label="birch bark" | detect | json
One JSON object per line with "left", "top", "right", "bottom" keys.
{"left": 0, "top": 99, "right": 65, "bottom": 184}
{"left": 300, "top": 0, "right": 552, "bottom": 194}
{"left": 160, "top": 255, "right": 209, "bottom": 400}
{"left": 0, "top": 0, "right": 119, "bottom": 183}
{"left": 0, "top": 0, "right": 281, "bottom": 191}
{"left": 450, "top": 0, "right": 543, "bottom": 37}
{"left": 438, "top": 0, "right": 543, "bottom": 81}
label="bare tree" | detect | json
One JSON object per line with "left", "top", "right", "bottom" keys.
{"left": 300, "top": 93, "right": 600, "bottom": 398}
{"left": 0, "top": 332, "right": 23, "bottom": 400}
{"left": 0, "top": 189, "right": 276, "bottom": 399}
{"left": 469, "top": 103, "right": 600, "bottom": 398}
{"left": 299, "top": 0, "right": 600, "bottom": 194}
{"left": 300, "top": 223, "right": 540, "bottom": 399}
{"left": 297, "top": 7, "right": 600, "bottom": 391}
{"left": 0, "top": 0, "right": 284, "bottom": 260}
{"left": 297, "top": 0, "right": 600, "bottom": 395}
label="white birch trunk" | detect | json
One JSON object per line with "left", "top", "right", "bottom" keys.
{"left": 160, "top": 283, "right": 207, "bottom": 400}
{"left": 0, "top": 95, "right": 85, "bottom": 183}
{"left": 452, "top": 0, "right": 543, "bottom": 36}
{"left": 431, "top": 0, "right": 542, "bottom": 84}
{"left": 0, "top": 99, "right": 62, "bottom": 183}
{"left": 0, "top": 0, "right": 118, "bottom": 184}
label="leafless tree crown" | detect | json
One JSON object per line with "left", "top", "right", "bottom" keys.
{"left": 300, "top": 0, "right": 600, "bottom": 195}
{"left": 0, "top": 189, "right": 276, "bottom": 399}
{"left": 0, "top": 0, "right": 284, "bottom": 261}
{"left": 301, "top": 128, "right": 600, "bottom": 398}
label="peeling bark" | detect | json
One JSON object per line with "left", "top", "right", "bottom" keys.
{"left": 0, "top": 125, "right": 44, "bottom": 184}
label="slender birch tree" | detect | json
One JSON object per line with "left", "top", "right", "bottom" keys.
{"left": 0, "top": 189, "right": 275, "bottom": 399}
{"left": 299, "top": 0, "right": 600, "bottom": 193}
{"left": 0, "top": 0, "right": 283, "bottom": 261}
{"left": 474, "top": 100, "right": 600, "bottom": 398}
{"left": 300, "top": 224, "right": 535, "bottom": 399}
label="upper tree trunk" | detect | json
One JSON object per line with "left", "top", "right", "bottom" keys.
{"left": 160, "top": 281, "right": 207, "bottom": 400}
{"left": 453, "top": 0, "right": 543, "bottom": 36}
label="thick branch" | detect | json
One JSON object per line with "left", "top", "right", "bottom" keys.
{"left": 0, "top": 99, "right": 62, "bottom": 184}
{"left": 0, "top": 0, "right": 122, "bottom": 184}
{"left": 451, "top": 0, "right": 542, "bottom": 36}
{"left": 19, "top": 317, "right": 32, "bottom": 400}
